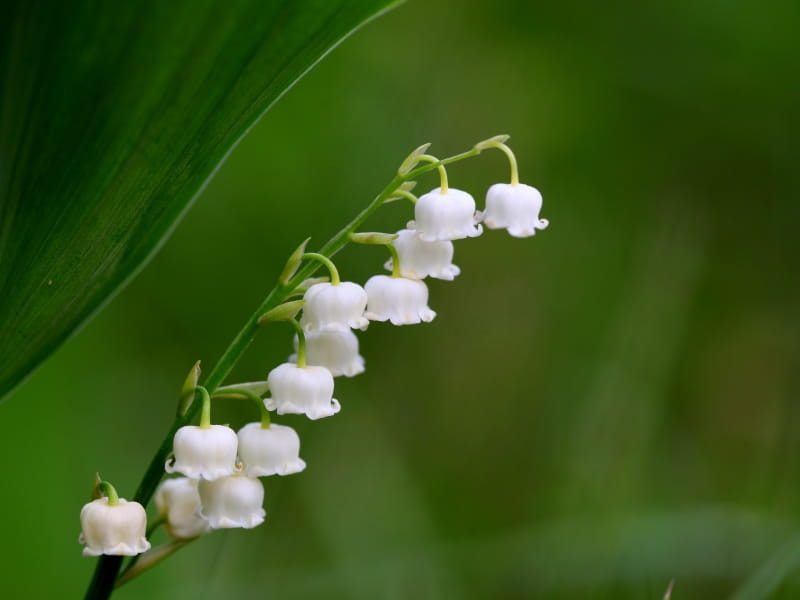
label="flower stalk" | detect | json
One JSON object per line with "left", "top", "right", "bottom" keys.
{"left": 83, "top": 140, "right": 508, "bottom": 600}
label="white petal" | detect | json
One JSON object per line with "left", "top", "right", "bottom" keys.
{"left": 482, "top": 183, "right": 547, "bottom": 238}
{"left": 237, "top": 422, "right": 306, "bottom": 477}
{"left": 266, "top": 363, "right": 340, "bottom": 420}
{"left": 414, "top": 187, "right": 482, "bottom": 242}
{"left": 384, "top": 228, "right": 461, "bottom": 281}
{"left": 290, "top": 328, "right": 365, "bottom": 377}
{"left": 165, "top": 425, "right": 239, "bottom": 481}
{"left": 155, "top": 478, "right": 210, "bottom": 539}
{"left": 364, "top": 275, "right": 436, "bottom": 326}
{"left": 79, "top": 498, "right": 151, "bottom": 556}
{"left": 300, "top": 281, "right": 368, "bottom": 332}
{"left": 198, "top": 475, "right": 265, "bottom": 530}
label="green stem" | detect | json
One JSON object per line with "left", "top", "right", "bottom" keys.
{"left": 99, "top": 481, "right": 119, "bottom": 506}
{"left": 404, "top": 148, "right": 479, "bottom": 181}
{"left": 301, "top": 253, "right": 340, "bottom": 285}
{"left": 388, "top": 188, "right": 418, "bottom": 204}
{"left": 213, "top": 388, "right": 270, "bottom": 428}
{"left": 289, "top": 319, "right": 307, "bottom": 368}
{"left": 484, "top": 141, "right": 519, "bottom": 185}
{"left": 197, "top": 386, "right": 211, "bottom": 429}
{"left": 83, "top": 142, "right": 488, "bottom": 600}
{"left": 386, "top": 243, "right": 401, "bottom": 278}
{"left": 416, "top": 154, "right": 448, "bottom": 193}
{"left": 116, "top": 539, "right": 196, "bottom": 588}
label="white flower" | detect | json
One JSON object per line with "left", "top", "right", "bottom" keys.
{"left": 198, "top": 474, "right": 265, "bottom": 529}
{"left": 299, "top": 281, "right": 368, "bottom": 332}
{"left": 237, "top": 422, "right": 307, "bottom": 477}
{"left": 412, "top": 187, "right": 482, "bottom": 242}
{"left": 79, "top": 498, "right": 151, "bottom": 557}
{"left": 155, "top": 478, "right": 210, "bottom": 539}
{"left": 265, "top": 362, "right": 341, "bottom": 420}
{"left": 364, "top": 275, "right": 436, "bottom": 325}
{"left": 482, "top": 183, "right": 549, "bottom": 238}
{"left": 165, "top": 425, "right": 239, "bottom": 481}
{"left": 290, "top": 328, "right": 365, "bottom": 377}
{"left": 384, "top": 228, "right": 460, "bottom": 281}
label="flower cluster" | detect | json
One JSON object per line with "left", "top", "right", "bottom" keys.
{"left": 158, "top": 402, "right": 306, "bottom": 533}
{"left": 78, "top": 136, "right": 548, "bottom": 582}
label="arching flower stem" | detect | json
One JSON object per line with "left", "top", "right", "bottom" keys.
{"left": 288, "top": 318, "right": 307, "bottom": 368}
{"left": 481, "top": 140, "right": 519, "bottom": 186}
{"left": 389, "top": 188, "right": 418, "bottom": 204}
{"left": 99, "top": 481, "right": 120, "bottom": 506}
{"left": 415, "top": 154, "right": 449, "bottom": 193}
{"left": 301, "top": 253, "right": 341, "bottom": 285}
{"left": 197, "top": 386, "right": 212, "bottom": 429}
{"left": 212, "top": 388, "right": 271, "bottom": 428}
{"left": 386, "top": 243, "right": 402, "bottom": 278}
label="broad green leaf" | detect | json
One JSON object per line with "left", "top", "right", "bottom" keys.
{"left": 0, "top": 0, "right": 400, "bottom": 401}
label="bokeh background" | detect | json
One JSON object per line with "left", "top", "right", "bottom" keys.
{"left": 2, "top": 0, "right": 799, "bottom": 597}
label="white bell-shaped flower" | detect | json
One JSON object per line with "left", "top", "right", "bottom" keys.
{"left": 237, "top": 422, "right": 307, "bottom": 477}
{"left": 79, "top": 498, "right": 151, "bottom": 557}
{"left": 290, "top": 328, "right": 365, "bottom": 377}
{"left": 299, "top": 281, "right": 368, "bottom": 332}
{"left": 364, "top": 275, "right": 436, "bottom": 325}
{"left": 265, "top": 362, "right": 341, "bottom": 420}
{"left": 155, "top": 478, "right": 211, "bottom": 539}
{"left": 165, "top": 424, "right": 239, "bottom": 481}
{"left": 412, "top": 187, "right": 482, "bottom": 242}
{"left": 384, "top": 228, "right": 460, "bottom": 281}
{"left": 482, "top": 183, "right": 549, "bottom": 238}
{"left": 198, "top": 474, "right": 265, "bottom": 529}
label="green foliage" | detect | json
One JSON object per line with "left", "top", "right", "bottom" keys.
{"left": 0, "top": 0, "right": 400, "bottom": 401}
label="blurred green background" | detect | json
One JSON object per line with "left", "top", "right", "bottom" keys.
{"left": 2, "top": 0, "right": 799, "bottom": 597}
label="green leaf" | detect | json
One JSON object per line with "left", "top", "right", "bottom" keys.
{"left": 0, "top": 0, "right": 400, "bottom": 401}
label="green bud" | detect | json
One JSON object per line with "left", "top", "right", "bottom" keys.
{"left": 398, "top": 181, "right": 417, "bottom": 193}
{"left": 474, "top": 134, "right": 511, "bottom": 151}
{"left": 279, "top": 237, "right": 311, "bottom": 285}
{"left": 215, "top": 381, "right": 270, "bottom": 397}
{"left": 349, "top": 231, "right": 399, "bottom": 245}
{"left": 295, "top": 276, "right": 329, "bottom": 293}
{"left": 177, "top": 360, "right": 201, "bottom": 416}
{"left": 258, "top": 299, "right": 305, "bottom": 325}
{"left": 91, "top": 472, "right": 103, "bottom": 500}
{"left": 398, "top": 142, "right": 432, "bottom": 176}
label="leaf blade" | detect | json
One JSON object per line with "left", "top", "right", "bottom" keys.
{"left": 0, "top": 0, "right": 400, "bottom": 400}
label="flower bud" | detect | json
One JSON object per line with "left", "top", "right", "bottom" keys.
{"left": 384, "top": 229, "right": 460, "bottom": 281}
{"left": 165, "top": 425, "right": 239, "bottom": 480}
{"left": 237, "top": 422, "right": 306, "bottom": 477}
{"left": 198, "top": 474, "right": 265, "bottom": 529}
{"left": 300, "top": 282, "right": 368, "bottom": 332}
{"left": 79, "top": 498, "right": 151, "bottom": 557}
{"left": 265, "top": 362, "right": 340, "bottom": 420}
{"left": 412, "top": 187, "right": 482, "bottom": 242}
{"left": 482, "top": 183, "right": 549, "bottom": 238}
{"left": 290, "top": 328, "right": 365, "bottom": 377}
{"left": 155, "top": 478, "right": 210, "bottom": 539}
{"left": 364, "top": 275, "right": 436, "bottom": 325}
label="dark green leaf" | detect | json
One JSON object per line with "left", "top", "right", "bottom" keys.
{"left": 0, "top": 0, "right": 400, "bottom": 400}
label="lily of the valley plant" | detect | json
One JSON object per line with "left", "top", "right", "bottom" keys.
{"left": 81, "top": 135, "right": 549, "bottom": 599}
